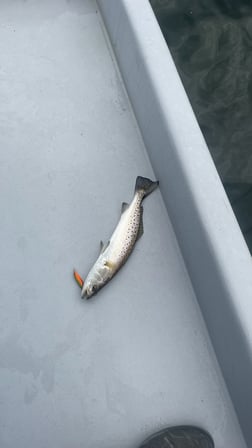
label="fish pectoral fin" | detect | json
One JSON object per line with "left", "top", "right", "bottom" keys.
{"left": 137, "top": 206, "right": 144, "bottom": 240}
{"left": 104, "top": 260, "right": 116, "bottom": 270}
{"left": 100, "top": 240, "right": 110, "bottom": 254}
{"left": 121, "top": 202, "right": 129, "bottom": 214}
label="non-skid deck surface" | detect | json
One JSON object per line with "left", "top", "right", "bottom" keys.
{"left": 0, "top": 1, "right": 246, "bottom": 447}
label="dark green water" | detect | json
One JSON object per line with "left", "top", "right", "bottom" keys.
{"left": 150, "top": 0, "right": 252, "bottom": 253}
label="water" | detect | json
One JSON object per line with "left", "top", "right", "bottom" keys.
{"left": 150, "top": 0, "right": 252, "bottom": 253}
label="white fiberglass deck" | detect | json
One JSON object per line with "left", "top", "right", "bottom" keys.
{"left": 0, "top": 1, "right": 246, "bottom": 447}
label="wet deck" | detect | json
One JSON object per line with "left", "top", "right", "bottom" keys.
{"left": 0, "top": 1, "right": 247, "bottom": 447}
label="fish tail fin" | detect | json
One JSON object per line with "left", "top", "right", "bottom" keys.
{"left": 135, "top": 176, "right": 159, "bottom": 198}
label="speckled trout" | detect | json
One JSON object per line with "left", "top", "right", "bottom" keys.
{"left": 74, "top": 176, "right": 159, "bottom": 299}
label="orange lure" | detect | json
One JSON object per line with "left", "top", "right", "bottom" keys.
{"left": 73, "top": 270, "right": 84, "bottom": 289}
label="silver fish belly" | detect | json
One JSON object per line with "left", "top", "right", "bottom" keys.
{"left": 79, "top": 176, "right": 158, "bottom": 299}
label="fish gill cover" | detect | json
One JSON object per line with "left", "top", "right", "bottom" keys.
{"left": 150, "top": 0, "right": 252, "bottom": 253}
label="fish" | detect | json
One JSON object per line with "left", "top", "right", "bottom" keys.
{"left": 74, "top": 176, "right": 159, "bottom": 299}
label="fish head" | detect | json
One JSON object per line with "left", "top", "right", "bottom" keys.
{"left": 81, "top": 279, "right": 100, "bottom": 299}
{"left": 81, "top": 257, "right": 113, "bottom": 299}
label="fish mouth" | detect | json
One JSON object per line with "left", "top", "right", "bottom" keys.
{"left": 81, "top": 287, "right": 87, "bottom": 299}
{"left": 82, "top": 289, "right": 98, "bottom": 300}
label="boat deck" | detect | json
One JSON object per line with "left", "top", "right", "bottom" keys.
{"left": 0, "top": 1, "right": 247, "bottom": 447}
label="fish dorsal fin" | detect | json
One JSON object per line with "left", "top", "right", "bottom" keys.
{"left": 100, "top": 240, "right": 110, "bottom": 254}
{"left": 121, "top": 202, "right": 129, "bottom": 214}
{"left": 137, "top": 206, "right": 144, "bottom": 240}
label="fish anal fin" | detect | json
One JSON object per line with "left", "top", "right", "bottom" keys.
{"left": 137, "top": 206, "right": 144, "bottom": 240}
{"left": 121, "top": 202, "right": 129, "bottom": 214}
